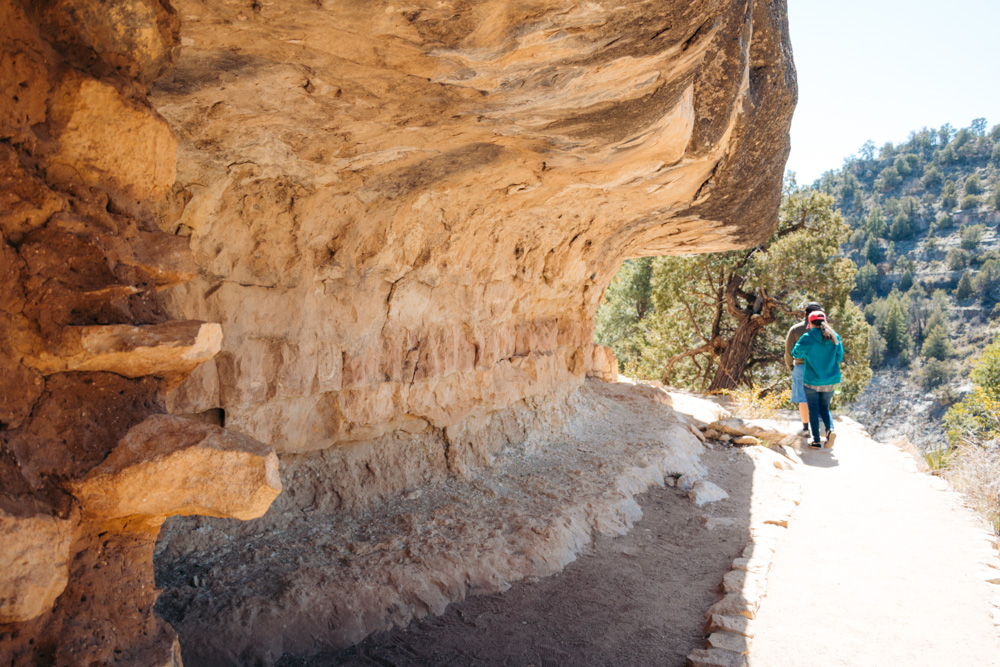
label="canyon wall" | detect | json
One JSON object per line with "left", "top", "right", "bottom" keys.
{"left": 155, "top": 0, "right": 796, "bottom": 498}
{"left": 1, "top": 0, "right": 795, "bottom": 663}
{"left": 0, "top": 1, "right": 280, "bottom": 664}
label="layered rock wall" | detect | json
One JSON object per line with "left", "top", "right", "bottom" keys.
{"left": 0, "top": 1, "right": 279, "bottom": 664}
{"left": 1, "top": 0, "right": 795, "bottom": 662}
{"left": 155, "top": 0, "right": 795, "bottom": 495}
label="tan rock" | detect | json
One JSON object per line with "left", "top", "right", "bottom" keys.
{"left": 687, "top": 647, "right": 747, "bottom": 667}
{"left": 21, "top": 321, "right": 222, "bottom": 380}
{"left": 689, "top": 480, "right": 729, "bottom": 507}
{"left": 44, "top": 0, "right": 180, "bottom": 82}
{"left": 586, "top": 345, "right": 619, "bottom": 382}
{"left": 0, "top": 507, "right": 74, "bottom": 623}
{"left": 707, "top": 630, "right": 750, "bottom": 654}
{"left": 707, "top": 418, "right": 761, "bottom": 438}
{"left": 49, "top": 72, "right": 176, "bottom": 200}
{"left": 732, "top": 435, "right": 760, "bottom": 446}
{"left": 706, "top": 613, "right": 755, "bottom": 638}
{"left": 153, "top": 0, "right": 795, "bottom": 471}
{"left": 121, "top": 231, "right": 199, "bottom": 288}
{"left": 66, "top": 414, "right": 281, "bottom": 521}
{"left": 707, "top": 593, "right": 758, "bottom": 620}
{"left": 1, "top": 0, "right": 797, "bottom": 659}
{"left": 732, "top": 558, "right": 770, "bottom": 575}
{"left": 723, "top": 569, "right": 767, "bottom": 606}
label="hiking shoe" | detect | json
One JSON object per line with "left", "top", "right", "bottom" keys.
{"left": 825, "top": 432, "right": 837, "bottom": 449}
{"left": 797, "top": 427, "right": 811, "bottom": 437}
{"left": 808, "top": 442, "right": 823, "bottom": 450}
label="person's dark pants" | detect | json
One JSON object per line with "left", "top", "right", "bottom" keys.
{"left": 804, "top": 386, "right": 834, "bottom": 443}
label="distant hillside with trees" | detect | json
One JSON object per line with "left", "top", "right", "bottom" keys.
{"left": 809, "top": 118, "right": 1000, "bottom": 392}
{"left": 594, "top": 118, "right": 1000, "bottom": 433}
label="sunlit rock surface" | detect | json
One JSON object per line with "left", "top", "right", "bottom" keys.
{"left": 1, "top": 0, "right": 794, "bottom": 663}
{"left": 157, "top": 0, "right": 796, "bottom": 466}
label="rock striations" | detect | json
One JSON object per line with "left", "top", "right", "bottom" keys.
{"left": 0, "top": 0, "right": 795, "bottom": 664}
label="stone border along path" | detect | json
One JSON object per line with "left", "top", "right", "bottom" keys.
{"left": 685, "top": 417, "right": 806, "bottom": 667}
{"left": 688, "top": 415, "right": 1000, "bottom": 667}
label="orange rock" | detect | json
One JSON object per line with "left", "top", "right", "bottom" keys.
{"left": 21, "top": 320, "right": 222, "bottom": 380}
{"left": 0, "top": 507, "right": 74, "bottom": 623}
{"left": 66, "top": 414, "right": 281, "bottom": 521}
{"left": 48, "top": 72, "right": 176, "bottom": 201}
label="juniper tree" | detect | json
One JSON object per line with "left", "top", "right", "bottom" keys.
{"left": 631, "top": 186, "right": 870, "bottom": 399}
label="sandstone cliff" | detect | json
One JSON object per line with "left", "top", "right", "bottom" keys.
{"left": 0, "top": 0, "right": 795, "bottom": 663}
{"left": 156, "top": 0, "right": 795, "bottom": 500}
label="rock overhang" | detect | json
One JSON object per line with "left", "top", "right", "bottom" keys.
{"left": 0, "top": 0, "right": 796, "bottom": 662}
{"left": 153, "top": 0, "right": 797, "bottom": 455}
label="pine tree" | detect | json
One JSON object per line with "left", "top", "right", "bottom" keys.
{"left": 921, "top": 324, "right": 954, "bottom": 360}
{"left": 955, "top": 271, "right": 974, "bottom": 300}
{"left": 972, "top": 259, "right": 1000, "bottom": 304}
{"left": 865, "top": 236, "right": 881, "bottom": 264}
{"left": 865, "top": 206, "right": 887, "bottom": 237}
{"left": 881, "top": 297, "right": 912, "bottom": 355}
{"left": 960, "top": 224, "right": 985, "bottom": 250}
{"left": 595, "top": 257, "right": 654, "bottom": 369}
{"left": 899, "top": 268, "right": 914, "bottom": 292}
{"left": 889, "top": 216, "right": 912, "bottom": 241}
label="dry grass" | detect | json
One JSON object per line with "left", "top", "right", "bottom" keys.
{"left": 944, "top": 444, "right": 1000, "bottom": 542}
{"left": 720, "top": 385, "right": 792, "bottom": 420}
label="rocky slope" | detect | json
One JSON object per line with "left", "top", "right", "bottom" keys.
{"left": 1, "top": 0, "right": 795, "bottom": 663}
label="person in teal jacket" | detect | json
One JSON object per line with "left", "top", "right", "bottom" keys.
{"left": 791, "top": 310, "right": 844, "bottom": 450}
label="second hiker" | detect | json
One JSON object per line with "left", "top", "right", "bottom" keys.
{"left": 791, "top": 309, "right": 844, "bottom": 450}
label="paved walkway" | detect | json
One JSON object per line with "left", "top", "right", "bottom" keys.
{"left": 750, "top": 419, "right": 1000, "bottom": 666}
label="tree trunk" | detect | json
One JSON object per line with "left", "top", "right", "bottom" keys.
{"left": 707, "top": 313, "right": 770, "bottom": 391}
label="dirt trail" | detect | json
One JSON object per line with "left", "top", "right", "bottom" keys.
{"left": 751, "top": 419, "right": 1000, "bottom": 666}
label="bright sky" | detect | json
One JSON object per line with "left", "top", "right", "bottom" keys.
{"left": 785, "top": 0, "right": 1000, "bottom": 185}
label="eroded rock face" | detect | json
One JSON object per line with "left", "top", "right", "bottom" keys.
{"left": 1, "top": 0, "right": 794, "bottom": 662}
{"left": 155, "top": 0, "right": 795, "bottom": 473}
{"left": 0, "top": 0, "right": 278, "bottom": 663}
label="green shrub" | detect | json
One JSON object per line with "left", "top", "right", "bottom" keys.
{"left": 944, "top": 334, "right": 1000, "bottom": 446}
{"left": 973, "top": 259, "right": 1000, "bottom": 304}
{"left": 946, "top": 248, "right": 969, "bottom": 270}
{"left": 876, "top": 166, "right": 902, "bottom": 191}
{"left": 924, "top": 445, "right": 953, "bottom": 473}
{"left": 960, "top": 223, "right": 985, "bottom": 250}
